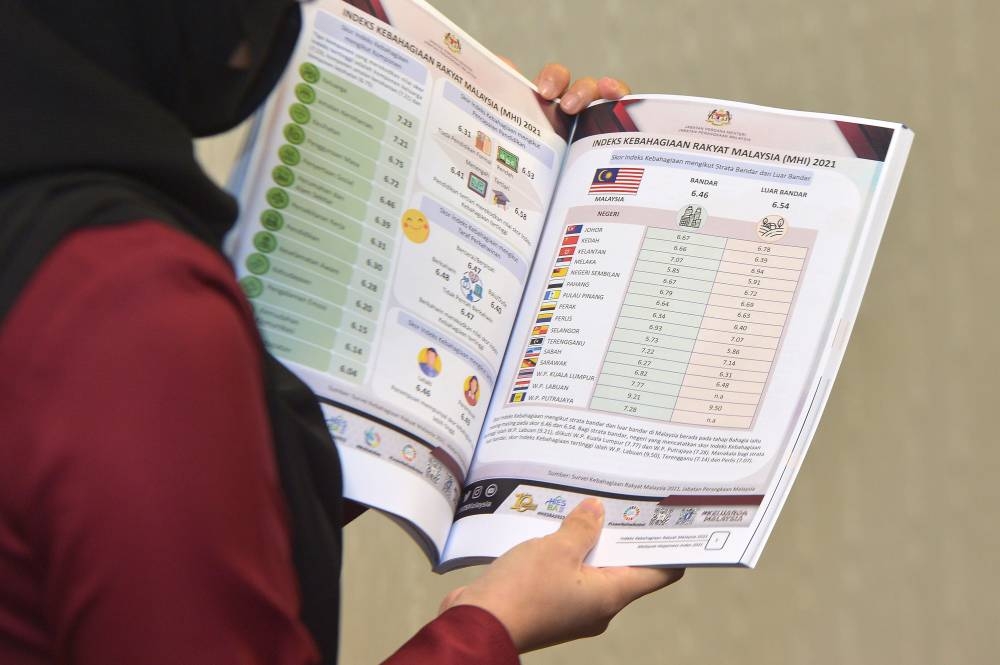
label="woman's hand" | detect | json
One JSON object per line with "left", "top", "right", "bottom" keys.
{"left": 533, "top": 63, "right": 631, "bottom": 114}
{"left": 439, "top": 498, "right": 684, "bottom": 653}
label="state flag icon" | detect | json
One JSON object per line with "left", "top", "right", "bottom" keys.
{"left": 558, "top": 246, "right": 576, "bottom": 257}
{"left": 551, "top": 266, "right": 568, "bottom": 278}
{"left": 561, "top": 235, "right": 579, "bottom": 246}
{"left": 588, "top": 167, "right": 644, "bottom": 195}
{"left": 532, "top": 325, "right": 549, "bottom": 335}
{"left": 535, "top": 312, "right": 553, "bottom": 323}
{"left": 565, "top": 224, "right": 583, "bottom": 234}
{"left": 510, "top": 392, "right": 526, "bottom": 403}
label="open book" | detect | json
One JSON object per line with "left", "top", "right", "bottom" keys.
{"left": 226, "top": 0, "right": 913, "bottom": 570}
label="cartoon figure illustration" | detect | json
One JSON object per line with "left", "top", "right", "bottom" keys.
{"left": 418, "top": 347, "right": 441, "bottom": 378}
{"left": 464, "top": 375, "right": 480, "bottom": 406}
{"left": 401, "top": 208, "right": 430, "bottom": 243}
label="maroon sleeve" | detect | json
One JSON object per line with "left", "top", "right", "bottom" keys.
{"left": 0, "top": 222, "right": 319, "bottom": 664}
{"left": 382, "top": 606, "right": 519, "bottom": 665}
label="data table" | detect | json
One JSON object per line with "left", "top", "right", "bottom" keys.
{"left": 590, "top": 227, "right": 808, "bottom": 429}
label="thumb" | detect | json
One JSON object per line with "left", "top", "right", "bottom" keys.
{"left": 552, "top": 498, "right": 605, "bottom": 561}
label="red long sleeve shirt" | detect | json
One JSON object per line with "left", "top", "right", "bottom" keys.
{"left": 0, "top": 221, "right": 518, "bottom": 665}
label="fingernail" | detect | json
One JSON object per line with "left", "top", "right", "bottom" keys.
{"left": 561, "top": 91, "right": 585, "bottom": 114}
{"left": 601, "top": 77, "right": 627, "bottom": 97}
{"left": 577, "top": 498, "right": 604, "bottom": 519}
{"left": 538, "top": 76, "right": 559, "bottom": 99}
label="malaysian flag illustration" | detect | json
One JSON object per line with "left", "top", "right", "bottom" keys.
{"left": 588, "top": 167, "right": 644, "bottom": 195}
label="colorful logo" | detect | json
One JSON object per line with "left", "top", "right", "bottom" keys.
{"left": 544, "top": 496, "right": 567, "bottom": 513}
{"left": 444, "top": 32, "right": 462, "bottom": 54}
{"left": 511, "top": 493, "right": 538, "bottom": 512}
{"left": 401, "top": 444, "right": 417, "bottom": 463}
{"left": 364, "top": 427, "right": 381, "bottom": 448}
{"left": 326, "top": 414, "right": 349, "bottom": 437}
{"left": 707, "top": 109, "right": 732, "bottom": 126}
{"left": 623, "top": 505, "right": 641, "bottom": 522}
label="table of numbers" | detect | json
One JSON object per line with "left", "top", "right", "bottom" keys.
{"left": 590, "top": 227, "right": 808, "bottom": 429}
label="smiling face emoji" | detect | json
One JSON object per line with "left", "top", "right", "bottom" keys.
{"left": 401, "top": 208, "right": 430, "bottom": 243}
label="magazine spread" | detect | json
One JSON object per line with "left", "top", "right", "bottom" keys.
{"left": 226, "top": 0, "right": 913, "bottom": 569}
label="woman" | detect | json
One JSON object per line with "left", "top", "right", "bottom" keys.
{"left": 465, "top": 375, "right": 480, "bottom": 406}
{"left": 0, "top": 1, "right": 681, "bottom": 663}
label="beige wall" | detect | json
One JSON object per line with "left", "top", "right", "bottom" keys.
{"left": 198, "top": 1, "right": 999, "bottom": 662}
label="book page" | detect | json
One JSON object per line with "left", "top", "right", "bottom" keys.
{"left": 444, "top": 95, "right": 911, "bottom": 568}
{"left": 227, "top": 0, "right": 569, "bottom": 558}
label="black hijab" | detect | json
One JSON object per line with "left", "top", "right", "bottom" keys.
{"left": 0, "top": 1, "right": 343, "bottom": 661}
